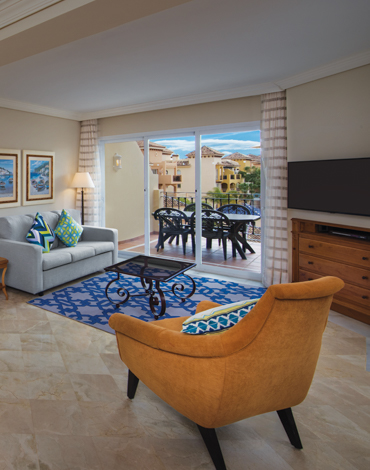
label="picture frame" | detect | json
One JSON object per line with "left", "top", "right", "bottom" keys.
{"left": 22, "top": 150, "right": 55, "bottom": 205}
{"left": 0, "top": 149, "right": 21, "bottom": 208}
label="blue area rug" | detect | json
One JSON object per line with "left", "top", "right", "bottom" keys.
{"left": 28, "top": 272, "right": 266, "bottom": 334}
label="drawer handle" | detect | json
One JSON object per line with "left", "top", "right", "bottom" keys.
{"left": 308, "top": 261, "right": 314, "bottom": 265}
{"left": 308, "top": 245, "right": 314, "bottom": 248}
{"left": 362, "top": 276, "right": 368, "bottom": 280}
{"left": 308, "top": 278, "right": 313, "bottom": 281}
{"left": 362, "top": 257, "right": 369, "bottom": 260}
{"left": 362, "top": 295, "right": 369, "bottom": 300}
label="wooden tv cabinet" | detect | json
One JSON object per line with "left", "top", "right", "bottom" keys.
{"left": 292, "top": 218, "right": 370, "bottom": 324}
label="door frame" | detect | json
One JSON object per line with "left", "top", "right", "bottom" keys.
{"left": 99, "top": 121, "right": 263, "bottom": 282}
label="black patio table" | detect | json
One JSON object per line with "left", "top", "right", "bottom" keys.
{"left": 184, "top": 211, "right": 260, "bottom": 259}
{"left": 104, "top": 255, "right": 196, "bottom": 319}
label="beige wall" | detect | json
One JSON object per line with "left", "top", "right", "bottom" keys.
{"left": 105, "top": 141, "right": 158, "bottom": 242}
{"left": 0, "top": 107, "right": 80, "bottom": 217}
{"left": 99, "top": 96, "right": 261, "bottom": 137}
{"left": 287, "top": 65, "right": 370, "bottom": 278}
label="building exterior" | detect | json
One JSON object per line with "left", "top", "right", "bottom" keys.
{"left": 137, "top": 141, "right": 182, "bottom": 194}
{"left": 179, "top": 146, "right": 224, "bottom": 194}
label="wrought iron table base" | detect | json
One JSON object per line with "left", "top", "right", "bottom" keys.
{"left": 105, "top": 273, "right": 196, "bottom": 319}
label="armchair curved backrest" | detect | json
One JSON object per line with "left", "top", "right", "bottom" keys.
{"left": 218, "top": 204, "right": 252, "bottom": 215}
{"left": 184, "top": 202, "right": 213, "bottom": 212}
{"left": 109, "top": 276, "right": 344, "bottom": 469}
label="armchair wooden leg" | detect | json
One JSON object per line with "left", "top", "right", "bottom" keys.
{"left": 277, "top": 408, "right": 303, "bottom": 449}
{"left": 197, "top": 425, "right": 227, "bottom": 470}
{"left": 127, "top": 369, "right": 139, "bottom": 399}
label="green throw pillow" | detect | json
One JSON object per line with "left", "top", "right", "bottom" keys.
{"left": 54, "top": 209, "right": 83, "bottom": 247}
{"left": 181, "top": 298, "right": 260, "bottom": 335}
{"left": 26, "top": 212, "right": 55, "bottom": 253}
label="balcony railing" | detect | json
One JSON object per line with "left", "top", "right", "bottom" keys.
{"left": 163, "top": 191, "right": 261, "bottom": 215}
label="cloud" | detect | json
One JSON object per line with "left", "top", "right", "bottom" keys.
{"left": 153, "top": 138, "right": 260, "bottom": 155}
{"left": 153, "top": 139, "right": 195, "bottom": 152}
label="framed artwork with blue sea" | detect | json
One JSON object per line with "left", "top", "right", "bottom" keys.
{"left": 22, "top": 150, "right": 55, "bottom": 205}
{"left": 0, "top": 149, "right": 20, "bottom": 208}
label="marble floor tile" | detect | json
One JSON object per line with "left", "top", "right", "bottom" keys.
{"left": 36, "top": 434, "right": 102, "bottom": 470}
{"left": 60, "top": 351, "right": 111, "bottom": 375}
{"left": 0, "top": 434, "right": 40, "bottom": 470}
{"left": 30, "top": 399, "right": 89, "bottom": 436}
{"left": 23, "top": 351, "right": 67, "bottom": 374}
{"left": 69, "top": 373, "right": 124, "bottom": 402}
{"left": 0, "top": 371, "right": 30, "bottom": 402}
{"left": 79, "top": 400, "right": 145, "bottom": 438}
{"left": 0, "top": 400, "right": 34, "bottom": 434}
{"left": 25, "top": 371, "right": 77, "bottom": 401}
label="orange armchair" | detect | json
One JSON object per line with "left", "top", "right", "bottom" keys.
{"left": 108, "top": 276, "right": 344, "bottom": 470}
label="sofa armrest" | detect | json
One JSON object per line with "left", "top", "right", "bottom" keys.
{"left": 81, "top": 226, "right": 118, "bottom": 263}
{"left": 0, "top": 239, "right": 43, "bottom": 294}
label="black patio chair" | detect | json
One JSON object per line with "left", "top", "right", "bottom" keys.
{"left": 190, "top": 210, "right": 231, "bottom": 261}
{"left": 218, "top": 204, "right": 253, "bottom": 254}
{"left": 153, "top": 208, "right": 192, "bottom": 255}
{"left": 184, "top": 202, "right": 213, "bottom": 212}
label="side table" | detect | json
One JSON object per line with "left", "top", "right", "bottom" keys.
{"left": 0, "top": 257, "right": 8, "bottom": 300}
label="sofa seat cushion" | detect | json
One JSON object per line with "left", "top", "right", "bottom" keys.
{"left": 77, "top": 241, "right": 115, "bottom": 255}
{"left": 42, "top": 250, "right": 73, "bottom": 271}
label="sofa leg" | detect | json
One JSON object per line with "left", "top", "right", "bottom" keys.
{"left": 277, "top": 408, "right": 303, "bottom": 449}
{"left": 197, "top": 425, "right": 227, "bottom": 470}
{"left": 127, "top": 369, "right": 139, "bottom": 399}
{"left": 38, "top": 291, "right": 44, "bottom": 296}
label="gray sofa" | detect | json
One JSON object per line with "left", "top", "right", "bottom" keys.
{"left": 0, "top": 209, "right": 118, "bottom": 295}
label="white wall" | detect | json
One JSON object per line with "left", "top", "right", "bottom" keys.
{"left": 104, "top": 141, "right": 159, "bottom": 242}
{"left": 0, "top": 107, "right": 80, "bottom": 216}
{"left": 99, "top": 96, "right": 261, "bottom": 137}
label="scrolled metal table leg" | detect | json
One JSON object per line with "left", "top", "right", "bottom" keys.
{"left": 147, "top": 279, "right": 166, "bottom": 320}
{"left": 171, "top": 274, "right": 196, "bottom": 302}
{"left": 105, "top": 273, "right": 131, "bottom": 308}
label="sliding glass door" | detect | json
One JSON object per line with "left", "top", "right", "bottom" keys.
{"left": 100, "top": 122, "right": 262, "bottom": 281}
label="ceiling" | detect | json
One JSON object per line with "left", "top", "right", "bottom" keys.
{"left": 0, "top": 0, "right": 369, "bottom": 121}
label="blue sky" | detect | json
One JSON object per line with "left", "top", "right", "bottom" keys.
{"left": 153, "top": 130, "right": 260, "bottom": 159}
{"left": 0, "top": 159, "right": 15, "bottom": 172}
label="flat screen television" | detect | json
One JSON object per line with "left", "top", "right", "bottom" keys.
{"left": 288, "top": 157, "right": 370, "bottom": 217}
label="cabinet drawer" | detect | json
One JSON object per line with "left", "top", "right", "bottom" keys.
{"left": 299, "top": 253, "right": 370, "bottom": 289}
{"left": 299, "top": 238, "right": 370, "bottom": 268}
{"left": 299, "top": 270, "right": 370, "bottom": 308}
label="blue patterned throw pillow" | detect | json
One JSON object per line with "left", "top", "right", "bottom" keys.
{"left": 26, "top": 212, "right": 55, "bottom": 253}
{"left": 54, "top": 209, "right": 83, "bottom": 247}
{"left": 181, "top": 298, "right": 260, "bottom": 335}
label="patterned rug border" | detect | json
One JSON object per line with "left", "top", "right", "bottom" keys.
{"left": 28, "top": 272, "right": 266, "bottom": 334}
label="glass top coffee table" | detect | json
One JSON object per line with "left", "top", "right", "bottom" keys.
{"left": 104, "top": 255, "right": 196, "bottom": 319}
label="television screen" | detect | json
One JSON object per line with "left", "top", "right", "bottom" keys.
{"left": 288, "top": 157, "right": 370, "bottom": 217}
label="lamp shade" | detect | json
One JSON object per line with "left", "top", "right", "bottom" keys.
{"left": 71, "top": 172, "right": 95, "bottom": 189}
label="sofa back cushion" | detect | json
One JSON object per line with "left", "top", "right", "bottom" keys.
{"left": 0, "top": 214, "right": 34, "bottom": 242}
{"left": 0, "top": 210, "right": 82, "bottom": 247}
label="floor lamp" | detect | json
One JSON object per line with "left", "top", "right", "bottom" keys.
{"left": 71, "top": 172, "right": 95, "bottom": 225}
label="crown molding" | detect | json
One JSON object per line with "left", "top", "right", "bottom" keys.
{"left": 79, "top": 82, "right": 282, "bottom": 120}
{"left": 275, "top": 49, "right": 370, "bottom": 90}
{"left": 0, "top": 50, "right": 369, "bottom": 121}
{"left": 0, "top": 0, "right": 94, "bottom": 41}
{"left": 0, "top": 97, "right": 81, "bottom": 120}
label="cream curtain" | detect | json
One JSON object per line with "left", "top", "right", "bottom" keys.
{"left": 77, "top": 119, "right": 101, "bottom": 226}
{"left": 261, "top": 91, "right": 289, "bottom": 286}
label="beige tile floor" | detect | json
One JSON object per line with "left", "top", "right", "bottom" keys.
{"left": 0, "top": 277, "right": 369, "bottom": 469}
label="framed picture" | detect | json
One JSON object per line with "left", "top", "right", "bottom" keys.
{"left": 0, "top": 149, "right": 21, "bottom": 208}
{"left": 23, "top": 150, "right": 55, "bottom": 205}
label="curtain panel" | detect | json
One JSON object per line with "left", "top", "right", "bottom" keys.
{"left": 261, "top": 91, "right": 289, "bottom": 286}
{"left": 77, "top": 119, "right": 101, "bottom": 226}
